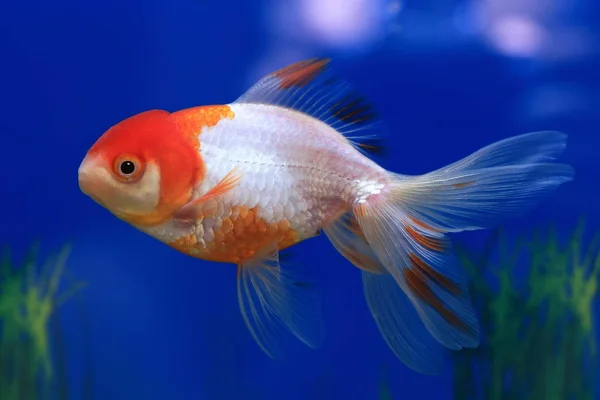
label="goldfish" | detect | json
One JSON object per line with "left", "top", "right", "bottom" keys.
{"left": 78, "top": 58, "right": 573, "bottom": 374}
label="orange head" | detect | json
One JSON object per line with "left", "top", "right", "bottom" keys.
{"left": 78, "top": 109, "right": 203, "bottom": 226}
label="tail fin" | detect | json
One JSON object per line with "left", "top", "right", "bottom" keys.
{"left": 325, "top": 131, "right": 573, "bottom": 374}
{"left": 378, "top": 131, "right": 574, "bottom": 233}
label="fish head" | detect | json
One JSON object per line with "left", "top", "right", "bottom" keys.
{"left": 78, "top": 109, "right": 202, "bottom": 226}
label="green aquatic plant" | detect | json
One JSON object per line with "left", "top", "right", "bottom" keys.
{"left": 453, "top": 220, "right": 599, "bottom": 400}
{"left": 0, "top": 243, "right": 88, "bottom": 400}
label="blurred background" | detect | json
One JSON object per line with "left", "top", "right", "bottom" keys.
{"left": 0, "top": 0, "right": 599, "bottom": 399}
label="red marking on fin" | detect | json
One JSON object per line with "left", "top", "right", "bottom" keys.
{"left": 356, "top": 140, "right": 386, "bottom": 156}
{"left": 403, "top": 253, "right": 467, "bottom": 332}
{"left": 236, "top": 58, "right": 385, "bottom": 158}
{"left": 173, "top": 168, "right": 242, "bottom": 222}
{"left": 409, "top": 216, "right": 442, "bottom": 233}
{"left": 272, "top": 58, "right": 331, "bottom": 89}
{"left": 405, "top": 224, "right": 446, "bottom": 252}
{"left": 452, "top": 181, "right": 475, "bottom": 188}
{"left": 407, "top": 253, "right": 459, "bottom": 295}
{"left": 329, "top": 93, "right": 378, "bottom": 126}
{"left": 345, "top": 218, "right": 384, "bottom": 274}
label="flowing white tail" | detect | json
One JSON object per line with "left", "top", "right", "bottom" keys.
{"left": 325, "top": 131, "right": 574, "bottom": 374}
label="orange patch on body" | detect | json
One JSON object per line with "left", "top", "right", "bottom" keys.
{"left": 272, "top": 58, "right": 330, "bottom": 89}
{"left": 172, "top": 105, "right": 235, "bottom": 146}
{"left": 403, "top": 252, "right": 468, "bottom": 333}
{"left": 168, "top": 206, "right": 299, "bottom": 264}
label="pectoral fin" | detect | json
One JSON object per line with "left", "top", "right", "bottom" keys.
{"left": 173, "top": 167, "right": 242, "bottom": 223}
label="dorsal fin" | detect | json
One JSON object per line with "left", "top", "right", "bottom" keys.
{"left": 234, "top": 58, "right": 387, "bottom": 157}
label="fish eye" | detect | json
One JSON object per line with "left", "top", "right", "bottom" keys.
{"left": 120, "top": 160, "right": 136, "bottom": 175}
{"left": 113, "top": 154, "right": 144, "bottom": 182}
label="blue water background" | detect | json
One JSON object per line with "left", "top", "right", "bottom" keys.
{"left": 1, "top": 0, "right": 599, "bottom": 398}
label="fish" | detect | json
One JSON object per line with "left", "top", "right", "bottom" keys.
{"left": 78, "top": 58, "right": 574, "bottom": 374}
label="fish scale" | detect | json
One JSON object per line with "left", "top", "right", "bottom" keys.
{"left": 196, "top": 103, "right": 388, "bottom": 246}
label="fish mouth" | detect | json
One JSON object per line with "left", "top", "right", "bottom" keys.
{"left": 78, "top": 154, "right": 104, "bottom": 201}
{"left": 78, "top": 176, "right": 107, "bottom": 208}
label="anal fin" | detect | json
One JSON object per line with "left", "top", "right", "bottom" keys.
{"left": 362, "top": 270, "right": 449, "bottom": 375}
{"left": 324, "top": 210, "right": 383, "bottom": 274}
{"left": 325, "top": 209, "right": 465, "bottom": 374}
{"left": 355, "top": 204, "right": 480, "bottom": 352}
